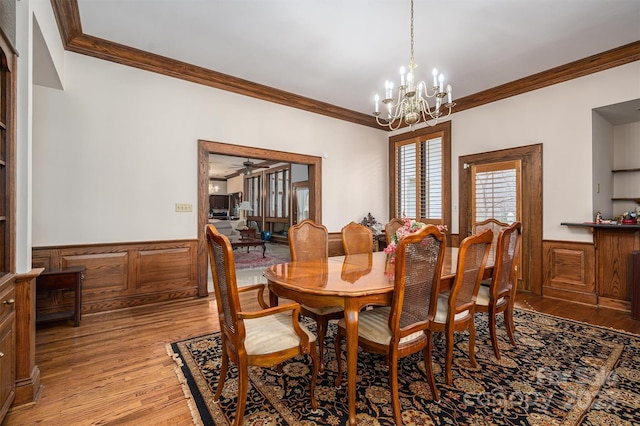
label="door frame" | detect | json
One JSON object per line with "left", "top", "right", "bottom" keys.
{"left": 197, "top": 140, "right": 322, "bottom": 296}
{"left": 459, "top": 144, "right": 542, "bottom": 294}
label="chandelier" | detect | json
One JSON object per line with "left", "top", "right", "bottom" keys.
{"left": 373, "top": 0, "right": 455, "bottom": 130}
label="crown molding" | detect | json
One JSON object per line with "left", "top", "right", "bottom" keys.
{"left": 51, "top": 0, "right": 639, "bottom": 131}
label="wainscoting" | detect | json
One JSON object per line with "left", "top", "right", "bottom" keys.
{"left": 32, "top": 240, "right": 198, "bottom": 315}
{"left": 543, "top": 240, "right": 596, "bottom": 305}
{"left": 543, "top": 232, "right": 639, "bottom": 312}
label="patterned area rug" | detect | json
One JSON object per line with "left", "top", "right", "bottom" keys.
{"left": 167, "top": 309, "right": 640, "bottom": 425}
{"left": 233, "top": 250, "right": 289, "bottom": 270}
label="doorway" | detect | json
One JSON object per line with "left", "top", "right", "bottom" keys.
{"left": 459, "top": 144, "right": 542, "bottom": 294}
{"left": 197, "top": 140, "right": 322, "bottom": 296}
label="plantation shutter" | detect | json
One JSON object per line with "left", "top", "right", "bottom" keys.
{"left": 396, "top": 137, "right": 443, "bottom": 220}
{"left": 397, "top": 143, "right": 417, "bottom": 218}
{"left": 472, "top": 160, "right": 520, "bottom": 224}
{"left": 420, "top": 137, "right": 442, "bottom": 220}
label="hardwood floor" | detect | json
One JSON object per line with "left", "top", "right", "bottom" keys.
{"left": 4, "top": 291, "right": 639, "bottom": 425}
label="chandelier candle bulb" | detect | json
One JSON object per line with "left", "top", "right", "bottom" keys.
{"left": 447, "top": 84, "right": 452, "bottom": 104}
{"left": 432, "top": 68, "right": 438, "bottom": 87}
{"left": 374, "top": 94, "right": 379, "bottom": 113}
{"left": 400, "top": 67, "right": 405, "bottom": 86}
{"left": 439, "top": 74, "right": 444, "bottom": 93}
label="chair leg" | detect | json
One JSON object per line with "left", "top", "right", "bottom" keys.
{"left": 214, "top": 349, "right": 229, "bottom": 401}
{"left": 468, "top": 321, "right": 477, "bottom": 368}
{"left": 389, "top": 353, "right": 402, "bottom": 426}
{"left": 489, "top": 306, "right": 501, "bottom": 360}
{"left": 424, "top": 332, "right": 439, "bottom": 401}
{"left": 234, "top": 358, "right": 249, "bottom": 426}
{"left": 445, "top": 328, "right": 454, "bottom": 385}
{"left": 504, "top": 303, "right": 517, "bottom": 346}
{"left": 334, "top": 327, "right": 345, "bottom": 387}
{"left": 316, "top": 317, "right": 328, "bottom": 373}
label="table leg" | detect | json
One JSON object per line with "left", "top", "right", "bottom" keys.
{"left": 344, "top": 300, "right": 359, "bottom": 426}
{"left": 261, "top": 243, "right": 266, "bottom": 258}
{"left": 268, "top": 286, "right": 278, "bottom": 308}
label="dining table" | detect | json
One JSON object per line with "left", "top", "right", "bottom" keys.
{"left": 264, "top": 247, "right": 493, "bottom": 425}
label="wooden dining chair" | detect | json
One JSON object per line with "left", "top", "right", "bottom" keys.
{"left": 289, "top": 219, "right": 343, "bottom": 372}
{"left": 384, "top": 217, "right": 405, "bottom": 244}
{"left": 341, "top": 221, "right": 373, "bottom": 255}
{"left": 472, "top": 218, "right": 509, "bottom": 263}
{"left": 206, "top": 224, "right": 318, "bottom": 425}
{"left": 334, "top": 225, "right": 446, "bottom": 425}
{"left": 475, "top": 222, "right": 522, "bottom": 360}
{"left": 432, "top": 229, "right": 493, "bottom": 385}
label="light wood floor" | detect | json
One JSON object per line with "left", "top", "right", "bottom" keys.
{"left": 5, "top": 291, "right": 640, "bottom": 425}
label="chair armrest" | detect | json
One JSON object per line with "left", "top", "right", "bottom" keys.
{"left": 237, "top": 283, "right": 269, "bottom": 309}
{"left": 238, "top": 302, "right": 311, "bottom": 352}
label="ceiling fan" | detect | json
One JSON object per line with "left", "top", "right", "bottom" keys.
{"left": 233, "top": 159, "right": 269, "bottom": 176}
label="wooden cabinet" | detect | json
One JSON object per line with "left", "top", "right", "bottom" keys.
{"left": 554, "top": 223, "right": 640, "bottom": 313}
{"left": 0, "top": 278, "right": 15, "bottom": 421}
{"left": 595, "top": 226, "right": 640, "bottom": 310}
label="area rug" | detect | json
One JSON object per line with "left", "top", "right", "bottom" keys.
{"left": 167, "top": 309, "right": 640, "bottom": 425}
{"left": 233, "top": 251, "right": 289, "bottom": 270}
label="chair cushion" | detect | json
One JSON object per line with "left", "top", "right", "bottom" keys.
{"left": 475, "top": 285, "right": 506, "bottom": 307}
{"left": 337, "top": 307, "right": 424, "bottom": 346}
{"left": 302, "top": 305, "right": 344, "bottom": 316}
{"left": 433, "top": 293, "right": 470, "bottom": 324}
{"left": 243, "top": 312, "right": 316, "bottom": 355}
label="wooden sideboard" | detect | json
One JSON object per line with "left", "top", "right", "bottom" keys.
{"left": 546, "top": 223, "right": 640, "bottom": 312}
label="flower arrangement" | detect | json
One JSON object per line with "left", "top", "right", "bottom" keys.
{"left": 620, "top": 211, "right": 638, "bottom": 224}
{"left": 384, "top": 217, "right": 447, "bottom": 258}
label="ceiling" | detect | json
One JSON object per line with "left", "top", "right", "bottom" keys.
{"left": 208, "top": 155, "right": 279, "bottom": 179}
{"left": 74, "top": 0, "right": 640, "bottom": 118}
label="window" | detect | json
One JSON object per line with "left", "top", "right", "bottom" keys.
{"left": 267, "top": 166, "right": 289, "bottom": 218}
{"left": 389, "top": 121, "right": 451, "bottom": 229}
{"left": 244, "top": 174, "right": 262, "bottom": 219}
{"left": 0, "top": 33, "right": 15, "bottom": 276}
{"left": 472, "top": 160, "right": 521, "bottom": 224}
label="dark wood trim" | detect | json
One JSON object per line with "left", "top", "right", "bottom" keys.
{"left": 453, "top": 42, "right": 640, "bottom": 114}
{"left": 542, "top": 240, "right": 596, "bottom": 305}
{"left": 459, "top": 144, "right": 543, "bottom": 295}
{"left": 388, "top": 121, "right": 452, "bottom": 243}
{"left": 50, "top": 1, "right": 640, "bottom": 131}
{"left": 197, "top": 140, "right": 322, "bottom": 297}
{"left": 13, "top": 270, "right": 43, "bottom": 407}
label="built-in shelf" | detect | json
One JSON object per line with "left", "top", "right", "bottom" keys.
{"left": 612, "top": 198, "right": 640, "bottom": 202}
{"left": 612, "top": 168, "right": 640, "bottom": 173}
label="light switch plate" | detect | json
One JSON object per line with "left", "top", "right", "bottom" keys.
{"left": 175, "top": 203, "right": 192, "bottom": 212}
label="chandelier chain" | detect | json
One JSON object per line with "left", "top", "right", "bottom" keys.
{"left": 410, "top": 0, "right": 414, "bottom": 68}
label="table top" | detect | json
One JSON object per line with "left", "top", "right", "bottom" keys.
{"left": 39, "top": 266, "right": 86, "bottom": 276}
{"left": 263, "top": 248, "right": 462, "bottom": 297}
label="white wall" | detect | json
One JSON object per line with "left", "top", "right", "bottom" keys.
{"left": 32, "top": 50, "right": 389, "bottom": 246}
{"left": 449, "top": 62, "right": 640, "bottom": 242}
